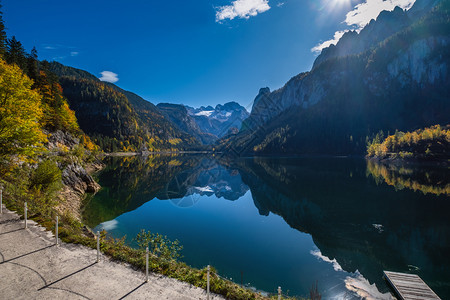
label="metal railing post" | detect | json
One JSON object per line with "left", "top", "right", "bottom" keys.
{"left": 97, "top": 231, "right": 100, "bottom": 262}
{"left": 207, "top": 265, "right": 210, "bottom": 300}
{"left": 56, "top": 216, "right": 59, "bottom": 245}
{"left": 146, "top": 246, "right": 149, "bottom": 282}
{"left": 0, "top": 188, "right": 3, "bottom": 214}
{"left": 24, "top": 202, "right": 27, "bottom": 229}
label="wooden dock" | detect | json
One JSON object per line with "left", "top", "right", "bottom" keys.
{"left": 383, "top": 271, "right": 441, "bottom": 300}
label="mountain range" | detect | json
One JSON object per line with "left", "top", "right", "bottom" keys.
{"left": 157, "top": 102, "right": 249, "bottom": 145}
{"left": 31, "top": 0, "right": 450, "bottom": 156}
{"left": 218, "top": 0, "right": 450, "bottom": 156}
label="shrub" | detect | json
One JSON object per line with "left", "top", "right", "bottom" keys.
{"left": 30, "top": 159, "right": 62, "bottom": 191}
{"left": 135, "top": 229, "right": 183, "bottom": 261}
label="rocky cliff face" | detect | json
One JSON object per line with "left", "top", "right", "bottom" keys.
{"left": 230, "top": 0, "right": 450, "bottom": 155}
{"left": 386, "top": 36, "right": 450, "bottom": 87}
{"left": 313, "top": 6, "right": 411, "bottom": 69}
{"left": 48, "top": 130, "right": 100, "bottom": 194}
{"left": 46, "top": 130, "right": 101, "bottom": 219}
{"left": 61, "top": 163, "right": 100, "bottom": 194}
{"left": 243, "top": 72, "right": 327, "bottom": 130}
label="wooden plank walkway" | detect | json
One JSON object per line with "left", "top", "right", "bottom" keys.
{"left": 383, "top": 271, "right": 441, "bottom": 300}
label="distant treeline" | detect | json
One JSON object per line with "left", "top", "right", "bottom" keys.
{"left": 366, "top": 125, "right": 450, "bottom": 161}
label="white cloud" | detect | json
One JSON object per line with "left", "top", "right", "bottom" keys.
{"left": 311, "top": 0, "right": 416, "bottom": 53}
{"left": 277, "top": 2, "right": 285, "bottom": 7}
{"left": 52, "top": 56, "right": 66, "bottom": 61}
{"left": 345, "top": 0, "right": 415, "bottom": 28}
{"left": 311, "top": 30, "right": 348, "bottom": 53}
{"left": 99, "top": 71, "right": 119, "bottom": 83}
{"left": 70, "top": 51, "right": 79, "bottom": 57}
{"left": 216, "top": 0, "right": 271, "bottom": 22}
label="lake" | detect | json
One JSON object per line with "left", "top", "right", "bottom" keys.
{"left": 82, "top": 155, "right": 450, "bottom": 299}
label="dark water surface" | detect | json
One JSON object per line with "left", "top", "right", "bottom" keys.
{"left": 83, "top": 155, "right": 450, "bottom": 299}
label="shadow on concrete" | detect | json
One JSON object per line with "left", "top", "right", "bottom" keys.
{"left": 48, "top": 286, "right": 92, "bottom": 300}
{"left": 0, "top": 228, "right": 24, "bottom": 236}
{"left": 0, "top": 244, "right": 55, "bottom": 264}
{"left": 118, "top": 282, "right": 147, "bottom": 299}
{"left": 38, "top": 262, "right": 97, "bottom": 291}
{"left": 0, "top": 218, "right": 21, "bottom": 225}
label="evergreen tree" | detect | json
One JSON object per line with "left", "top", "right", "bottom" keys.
{"left": 0, "top": 5, "right": 6, "bottom": 56}
{"left": 5, "top": 36, "right": 27, "bottom": 70}
{"left": 27, "top": 46, "right": 39, "bottom": 80}
{"left": 30, "top": 46, "right": 38, "bottom": 60}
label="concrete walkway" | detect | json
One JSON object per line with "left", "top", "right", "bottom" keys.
{"left": 0, "top": 206, "right": 223, "bottom": 300}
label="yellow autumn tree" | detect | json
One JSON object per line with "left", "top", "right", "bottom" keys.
{"left": 0, "top": 58, "right": 47, "bottom": 160}
{"left": 35, "top": 71, "right": 80, "bottom": 133}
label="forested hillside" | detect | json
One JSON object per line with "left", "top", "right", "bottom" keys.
{"left": 48, "top": 62, "right": 200, "bottom": 152}
{"left": 0, "top": 32, "right": 96, "bottom": 165}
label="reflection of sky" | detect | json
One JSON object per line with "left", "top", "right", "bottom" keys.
{"left": 98, "top": 219, "right": 118, "bottom": 231}
{"left": 311, "top": 249, "right": 392, "bottom": 299}
{"left": 95, "top": 191, "right": 390, "bottom": 299}
{"left": 345, "top": 275, "right": 393, "bottom": 300}
{"left": 194, "top": 186, "right": 214, "bottom": 193}
{"left": 311, "top": 249, "right": 343, "bottom": 272}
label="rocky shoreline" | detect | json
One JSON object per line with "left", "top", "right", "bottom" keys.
{"left": 45, "top": 130, "right": 104, "bottom": 221}
{"left": 56, "top": 161, "right": 103, "bottom": 220}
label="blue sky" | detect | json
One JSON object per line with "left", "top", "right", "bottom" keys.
{"left": 3, "top": 0, "right": 415, "bottom": 108}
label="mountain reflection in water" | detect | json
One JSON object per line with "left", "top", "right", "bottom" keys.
{"left": 83, "top": 155, "right": 450, "bottom": 299}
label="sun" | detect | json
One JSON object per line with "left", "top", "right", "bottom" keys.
{"left": 334, "top": 0, "right": 352, "bottom": 9}
{"left": 323, "top": 0, "right": 353, "bottom": 12}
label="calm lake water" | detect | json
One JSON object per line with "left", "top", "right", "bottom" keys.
{"left": 83, "top": 155, "right": 450, "bottom": 299}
